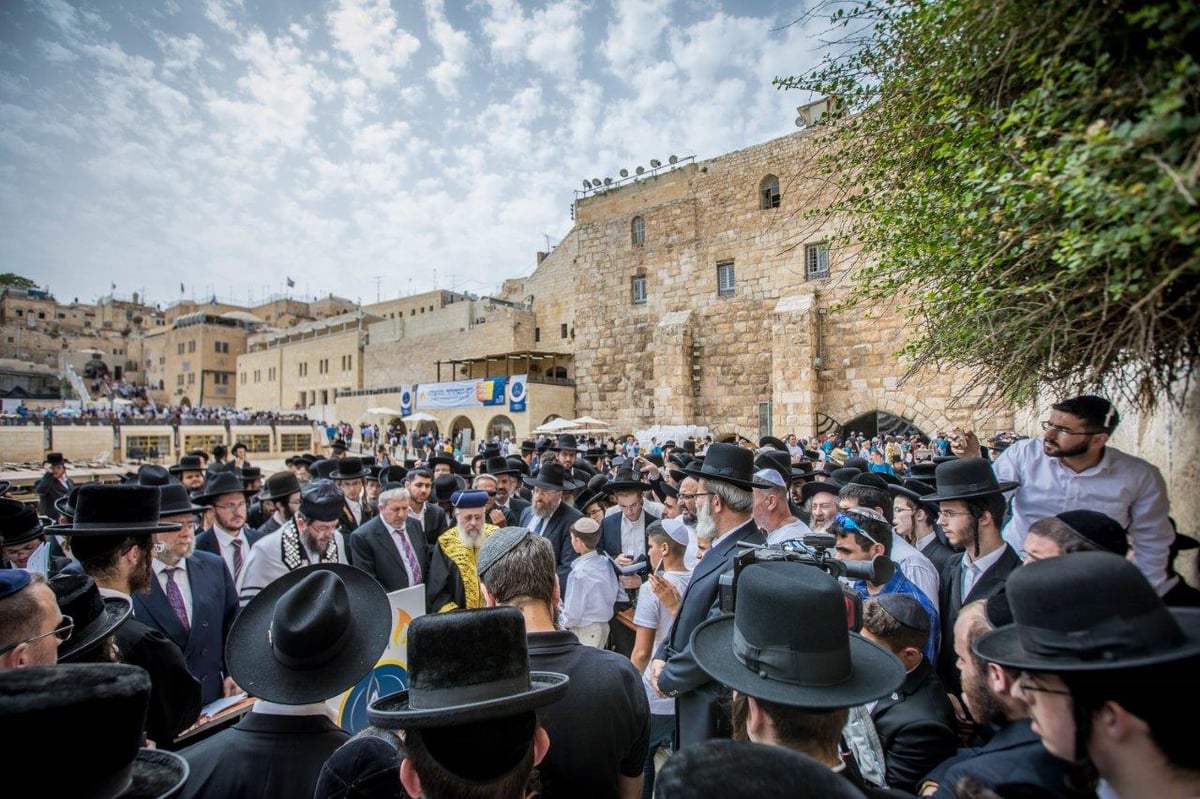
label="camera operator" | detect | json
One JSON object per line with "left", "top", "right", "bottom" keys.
{"left": 832, "top": 507, "right": 940, "bottom": 666}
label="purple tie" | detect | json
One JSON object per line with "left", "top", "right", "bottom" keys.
{"left": 395, "top": 528, "right": 422, "bottom": 584}
{"left": 231, "top": 537, "right": 243, "bottom": 581}
{"left": 164, "top": 567, "right": 190, "bottom": 633}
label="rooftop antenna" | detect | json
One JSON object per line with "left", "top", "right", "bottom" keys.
{"left": 374, "top": 275, "right": 382, "bottom": 303}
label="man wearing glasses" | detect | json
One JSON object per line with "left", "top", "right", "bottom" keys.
{"left": 954, "top": 394, "right": 1174, "bottom": 596}
{"left": 0, "top": 570, "right": 68, "bottom": 668}
{"left": 194, "top": 471, "right": 264, "bottom": 588}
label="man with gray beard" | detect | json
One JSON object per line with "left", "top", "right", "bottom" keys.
{"left": 801, "top": 480, "right": 841, "bottom": 535}
{"left": 134, "top": 483, "right": 240, "bottom": 705}
{"left": 518, "top": 462, "right": 584, "bottom": 587}
{"left": 677, "top": 476, "right": 708, "bottom": 569}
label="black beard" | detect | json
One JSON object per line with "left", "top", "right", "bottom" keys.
{"left": 1042, "top": 438, "right": 1091, "bottom": 459}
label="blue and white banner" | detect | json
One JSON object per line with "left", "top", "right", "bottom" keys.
{"left": 509, "top": 374, "right": 527, "bottom": 413}
{"left": 399, "top": 386, "right": 414, "bottom": 417}
{"left": 417, "top": 377, "right": 507, "bottom": 409}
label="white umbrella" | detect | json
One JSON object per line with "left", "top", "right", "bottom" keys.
{"left": 366, "top": 407, "right": 402, "bottom": 416}
{"left": 570, "top": 415, "right": 609, "bottom": 427}
{"left": 402, "top": 412, "right": 438, "bottom": 423}
{"left": 533, "top": 417, "right": 576, "bottom": 434}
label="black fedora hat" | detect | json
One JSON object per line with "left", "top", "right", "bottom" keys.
{"left": 292, "top": 453, "right": 317, "bottom": 467}
{"left": 258, "top": 471, "right": 302, "bottom": 503}
{"left": 888, "top": 478, "right": 938, "bottom": 517}
{"left": 227, "top": 564, "right": 391, "bottom": 704}
{"left": 368, "top": 606, "right": 568, "bottom": 729}
{"left": 549, "top": 433, "right": 579, "bottom": 452}
{"left": 0, "top": 498, "right": 43, "bottom": 546}
{"left": 522, "top": 462, "right": 582, "bottom": 492}
{"left": 691, "top": 561, "right": 903, "bottom": 709}
{"left": 519, "top": 439, "right": 537, "bottom": 454}
{"left": 330, "top": 440, "right": 350, "bottom": 452}
{"left": 754, "top": 450, "right": 805, "bottom": 482}
{"left": 188, "top": 471, "right": 256, "bottom": 505}
{"left": 974, "top": 551, "right": 1200, "bottom": 672}
{"left": 0, "top": 663, "right": 189, "bottom": 799}
{"left": 601, "top": 467, "right": 652, "bottom": 494}
{"left": 683, "top": 443, "right": 772, "bottom": 491}
{"left": 168, "top": 455, "right": 204, "bottom": 475}
{"left": 758, "top": 436, "right": 788, "bottom": 452}
{"left": 909, "top": 461, "right": 938, "bottom": 485}
{"left": 136, "top": 465, "right": 171, "bottom": 487}
{"left": 158, "top": 484, "right": 205, "bottom": 517}
{"left": 312, "top": 458, "right": 339, "bottom": 480}
{"left": 45, "top": 451, "right": 69, "bottom": 467}
{"left": 240, "top": 466, "right": 263, "bottom": 484}
{"left": 51, "top": 572, "right": 133, "bottom": 663}
{"left": 55, "top": 484, "right": 83, "bottom": 520}
{"left": 923, "top": 457, "right": 1018, "bottom": 502}
{"left": 654, "top": 740, "right": 866, "bottom": 799}
{"left": 799, "top": 478, "right": 844, "bottom": 503}
{"left": 434, "top": 474, "right": 466, "bottom": 503}
{"left": 485, "top": 455, "right": 521, "bottom": 477}
{"left": 330, "top": 457, "right": 368, "bottom": 481}
{"left": 378, "top": 465, "right": 408, "bottom": 485}
{"left": 573, "top": 485, "right": 608, "bottom": 514}
{"left": 843, "top": 456, "right": 869, "bottom": 473}
{"left": 45, "top": 484, "right": 180, "bottom": 537}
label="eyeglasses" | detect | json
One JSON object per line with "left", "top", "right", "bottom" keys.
{"left": 213, "top": 501, "right": 248, "bottom": 512}
{"left": 1017, "top": 679, "right": 1072, "bottom": 697}
{"left": 1040, "top": 421, "right": 1102, "bottom": 437}
{"left": 834, "top": 512, "right": 880, "bottom": 545}
{"left": 0, "top": 615, "right": 74, "bottom": 656}
{"left": 937, "top": 509, "right": 971, "bottom": 519}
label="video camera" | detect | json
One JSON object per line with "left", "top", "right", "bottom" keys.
{"left": 717, "top": 532, "right": 895, "bottom": 632}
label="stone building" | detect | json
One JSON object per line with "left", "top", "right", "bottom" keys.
{"left": 500, "top": 129, "right": 1011, "bottom": 440}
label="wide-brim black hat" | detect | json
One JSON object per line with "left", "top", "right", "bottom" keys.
{"left": 522, "top": 462, "right": 583, "bottom": 492}
{"left": 602, "top": 468, "right": 652, "bottom": 494}
{"left": 45, "top": 484, "right": 180, "bottom": 537}
{"left": 691, "top": 562, "right": 903, "bottom": 708}
{"left": 974, "top": 551, "right": 1200, "bottom": 672}
{"left": 683, "top": 443, "right": 772, "bottom": 491}
{"left": 548, "top": 433, "right": 579, "bottom": 451}
{"left": 259, "top": 471, "right": 302, "bottom": 502}
{"left": 0, "top": 498, "right": 43, "bottom": 546}
{"left": 799, "top": 479, "right": 844, "bottom": 502}
{"left": 53, "top": 572, "right": 133, "bottom": 663}
{"left": 227, "top": 564, "right": 391, "bottom": 705}
{"left": 187, "top": 471, "right": 257, "bottom": 505}
{"left": 425, "top": 454, "right": 460, "bottom": 470}
{"left": 0, "top": 480, "right": 9, "bottom": 496}
{"left": 368, "top": 607, "right": 569, "bottom": 729}
{"left": 158, "top": 484, "right": 205, "bottom": 517}
{"left": 330, "top": 457, "right": 368, "bottom": 481}
{"left": 485, "top": 455, "right": 520, "bottom": 476}
{"left": 167, "top": 456, "right": 205, "bottom": 475}
{"left": 573, "top": 485, "right": 607, "bottom": 513}
{"left": 923, "top": 457, "right": 1018, "bottom": 502}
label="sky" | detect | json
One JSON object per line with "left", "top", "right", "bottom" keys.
{"left": 0, "top": 0, "right": 830, "bottom": 309}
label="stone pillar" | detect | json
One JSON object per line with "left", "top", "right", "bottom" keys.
{"left": 653, "top": 310, "right": 694, "bottom": 424}
{"left": 772, "top": 295, "right": 819, "bottom": 437}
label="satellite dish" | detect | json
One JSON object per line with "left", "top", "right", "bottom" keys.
{"left": 592, "top": 177, "right": 602, "bottom": 186}
{"left": 603, "top": 177, "right": 612, "bottom": 186}
{"left": 619, "top": 168, "right": 629, "bottom": 178}
{"left": 650, "top": 159, "right": 661, "bottom": 168}
{"left": 636, "top": 166, "right": 645, "bottom": 175}
{"left": 583, "top": 180, "right": 592, "bottom": 189}
{"left": 668, "top": 155, "right": 678, "bottom": 164}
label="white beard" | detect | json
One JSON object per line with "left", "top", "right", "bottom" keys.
{"left": 696, "top": 495, "right": 717, "bottom": 540}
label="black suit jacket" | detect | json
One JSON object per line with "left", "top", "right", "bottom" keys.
{"left": 925, "top": 719, "right": 1075, "bottom": 798}
{"left": 598, "top": 510, "right": 661, "bottom": 560}
{"left": 870, "top": 658, "right": 958, "bottom": 793}
{"left": 179, "top": 711, "right": 350, "bottom": 799}
{"left": 194, "top": 526, "right": 264, "bottom": 581}
{"left": 656, "top": 519, "right": 764, "bottom": 748}
{"left": 920, "top": 534, "right": 959, "bottom": 576}
{"left": 338, "top": 499, "right": 375, "bottom": 538}
{"left": 414, "top": 502, "right": 450, "bottom": 547}
{"left": 937, "top": 545, "right": 1021, "bottom": 690}
{"left": 113, "top": 615, "right": 202, "bottom": 749}
{"left": 132, "top": 550, "right": 240, "bottom": 707}
{"left": 494, "top": 496, "right": 530, "bottom": 527}
{"left": 520, "top": 501, "right": 584, "bottom": 587}
{"left": 33, "top": 472, "right": 73, "bottom": 518}
{"left": 349, "top": 516, "right": 431, "bottom": 593}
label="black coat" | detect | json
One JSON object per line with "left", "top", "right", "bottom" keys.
{"left": 870, "top": 658, "right": 958, "bottom": 793}
{"left": 520, "top": 501, "right": 585, "bottom": 587}
{"left": 919, "top": 529, "right": 959, "bottom": 575}
{"left": 925, "top": 719, "right": 1075, "bottom": 798}
{"left": 179, "top": 711, "right": 350, "bottom": 799}
{"left": 114, "top": 615, "right": 202, "bottom": 749}
{"left": 348, "top": 516, "right": 431, "bottom": 594}
{"left": 33, "top": 472, "right": 73, "bottom": 519}
{"left": 414, "top": 502, "right": 450, "bottom": 547}
{"left": 937, "top": 545, "right": 1021, "bottom": 692}
{"left": 656, "top": 519, "right": 765, "bottom": 748}
{"left": 598, "top": 510, "right": 661, "bottom": 560}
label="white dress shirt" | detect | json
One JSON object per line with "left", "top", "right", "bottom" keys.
{"left": 620, "top": 512, "right": 648, "bottom": 558}
{"left": 562, "top": 551, "right": 621, "bottom": 628}
{"left": 891, "top": 535, "right": 941, "bottom": 612}
{"left": 960, "top": 543, "right": 1008, "bottom": 602}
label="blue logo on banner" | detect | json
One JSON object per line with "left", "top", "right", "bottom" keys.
{"left": 509, "top": 375, "right": 527, "bottom": 413}
{"left": 400, "top": 388, "right": 413, "bottom": 416}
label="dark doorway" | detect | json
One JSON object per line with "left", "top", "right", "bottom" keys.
{"left": 841, "top": 410, "right": 927, "bottom": 441}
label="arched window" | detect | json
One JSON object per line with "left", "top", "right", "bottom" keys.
{"left": 631, "top": 216, "right": 645, "bottom": 246}
{"left": 760, "top": 175, "right": 781, "bottom": 209}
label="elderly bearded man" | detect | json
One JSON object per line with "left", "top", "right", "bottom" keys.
{"left": 426, "top": 490, "right": 500, "bottom": 613}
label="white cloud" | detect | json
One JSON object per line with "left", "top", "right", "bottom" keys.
{"left": 37, "top": 40, "right": 78, "bottom": 63}
{"left": 327, "top": 0, "right": 421, "bottom": 88}
{"left": 422, "top": 0, "right": 471, "bottom": 98}
{"left": 157, "top": 33, "right": 204, "bottom": 75}
{"left": 602, "top": 0, "right": 671, "bottom": 72}
{"left": 204, "top": 0, "right": 244, "bottom": 35}
{"left": 482, "top": 0, "right": 585, "bottom": 82}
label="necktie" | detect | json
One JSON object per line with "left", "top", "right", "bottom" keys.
{"left": 395, "top": 528, "right": 423, "bottom": 585}
{"left": 231, "top": 537, "right": 244, "bottom": 581}
{"left": 164, "top": 567, "right": 190, "bottom": 633}
{"left": 532, "top": 517, "right": 544, "bottom": 536}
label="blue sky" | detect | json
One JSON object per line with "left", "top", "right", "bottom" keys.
{"left": 1, "top": 0, "right": 828, "bottom": 308}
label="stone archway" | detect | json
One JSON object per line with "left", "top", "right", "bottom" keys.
{"left": 836, "top": 391, "right": 950, "bottom": 440}
{"left": 449, "top": 415, "right": 474, "bottom": 438}
{"left": 486, "top": 414, "right": 516, "bottom": 442}
{"left": 841, "top": 410, "right": 928, "bottom": 441}
{"left": 542, "top": 413, "right": 562, "bottom": 425}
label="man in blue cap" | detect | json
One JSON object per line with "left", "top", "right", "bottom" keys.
{"left": 426, "top": 490, "right": 501, "bottom": 613}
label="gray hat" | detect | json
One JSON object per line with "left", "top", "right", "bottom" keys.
{"left": 476, "top": 526, "right": 531, "bottom": 579}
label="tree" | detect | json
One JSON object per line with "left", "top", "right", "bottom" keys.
{"left": 779, "top": 0, "right": 1199, "bottom": 410}
{"left": 0, "top": 273, "right": 37, "bottom": 290}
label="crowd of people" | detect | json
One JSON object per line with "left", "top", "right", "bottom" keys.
{"left": 0, "top": 393, "right": 1195, "bottom": 799}
{"left": 2, "top": 400, "right": 310, "bottom": 426}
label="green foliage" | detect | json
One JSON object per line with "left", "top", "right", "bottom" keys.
{"left": 779, "top": 0, "right": 1200, "bottom": 410}
{"left": 0, "top": 273, "right": 37, "bottom": 290}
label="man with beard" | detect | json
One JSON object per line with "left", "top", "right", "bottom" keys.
{"left": 519, "top": 462, "right": 584, "bottom": 587}
{"left": 426, "top": 491, "right": 500, "bottom": 613}
{"left": 650, "top": 443, "right": 768, "bottom": 747}
{"left": 676, "top": 476, "right": 706, "bottom": 569}
{"left": 52, "top": 484, "right": 201, "bottom": 747}
{"left": 800, "top": 480, "right": 841, "bottom": 536}
{"left": 925, "top": 459, "right": 1022, "bottom": 693}
{"left": 485, "top": 455, "right": 530, "bottom": 526}
{"left": 238, "top": 479, "right": 351, "bottom": 608}
{"left": 133, "top": 483, "right": 240, "bottom": 706}
{"left": 255, "top": 471, "right": 302, "bottom": 536}
{"left": 405, "top": 468, "right": 449, "bottom": 546}
{"left": 954, "top": 395, "right": 1174, "bottom": 595}
{"left": 917, "top": 600, "right": 1073, "bottom": 798}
